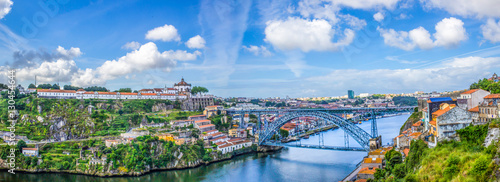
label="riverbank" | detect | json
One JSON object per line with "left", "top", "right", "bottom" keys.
{"left": 1, "top": 145, "right": 282, "bottom": 177}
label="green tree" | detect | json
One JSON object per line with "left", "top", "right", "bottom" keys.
{"left": 116, "top": 88, "right": 132, "bottom": 92}
{"left": 17, "top": 140, "right": 27, "bottom": 152}
{"left": 191, "top": 86, "right": 209, "bottom": 95}
{"left": 37, "top": 84, "right": 53, "bottom": 89}
{"left": 63, "top": 85, "right": 82, "bottom": 90}
{"left": 28, "top": 83, "right": 36, "bottom": 89}
{"left": 52, "top": 84, "right": 60, "bottom": 89}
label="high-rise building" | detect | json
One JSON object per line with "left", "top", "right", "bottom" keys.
{"left": 348, "top": 90, "right": 354, "bottom": 99}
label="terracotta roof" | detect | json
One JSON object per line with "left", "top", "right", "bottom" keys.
{"left": 396, "top": 134, "right": 404, "bottom": 138}
{"left": 485, "top": 94, "right": 500, "bottom": 99}
{"left": 141, "top": 93, "right": 157, "bottom": 96}
{"left": 355, "top": 179, "right": 367, "bottom": 182}
{"left": 358, "top": 167, "right": 378, "bottom": 174}
{"left": 432, "top": 107, "right": 451, "bottom": 117}
{"left": 363, "top": 157, "right": 382, "bottom": 164}
{"left": 429, "top": 120, "right": 436, "bottom": 126}
{"left": 409, "top": 132, "right": 422, "bottom": 139}
{"left": 403, "top": 148, "right": 410, "bottom": 156}
{"left": 97, "top": 92, "right": 117, "bottom": 95}
{"left": 206, "top": 105, "right": 221, "bottom": 108}
{"left": 469, "top": 106, "right": 479, "bottom": 112}
{"left": 175, "top": 78, "right": 191, "bottom": 86}
{"left": 120, "top": 93, "right": 137, "bottom": 95}
{"left": 195, "top": 119, "right": 211, "bottom": 123}
{"left": 461, "top": 89, "right": 479, "bottom": 94}
{"left": 412, "top": 121, "right": 422, "bottom": 127}
{"left": 37, "top": 89, "right": 76, "bottom": 93}
{"left": 22, "top": 148, "right": 38, "bottom": 151}
{"left": 83, "top": 92, "right": 94, "bottom": 94}
{"left": 160, "top": 93, "right": 175, "bottom": 96}
{"left": 77, "top": 89, "right": 85, "bottom": 91}
{"left": 199, "top": 124, "right": 215, "bottom": 128}
{"left": 189, "top": 115, "right": 206, "bottom": 118}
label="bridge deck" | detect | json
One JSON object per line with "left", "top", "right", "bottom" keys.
{"left": 263, "top": 143, "right": 367, "bottom": 152}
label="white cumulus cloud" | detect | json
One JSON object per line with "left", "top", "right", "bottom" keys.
{"left": 0, "top": 0, "right": 13, "bottom": 20}
{"left": 378, "top": 17, "right": 467, "bottom": 50}
{"left": 373, "top": 12, "right": 384, "bottom": 22}
{"left": 145, "top": 24, "right": 181, "bottom": 42}
{"left": 185, "top": 35, "right": 206, "bottom": 49}
{"left": 481, "top": 19, "right": 500, "bottom": 43}
{"left": 421, "top": 0, "right": 500, "bottom": 18}
{"left": 433, "top": 17, "right": 467, "bottom": 48}
{"left": 55, "top": 46, "right": 82, "bottom": 59}
{"left": 242, "top": 45, "right": 273, "bottom": 57}
{"left": 122, "top": 41, "right": 141, "bottom": 50}
{"left": 264, "top": 17, "right": 354, "bottom": 52}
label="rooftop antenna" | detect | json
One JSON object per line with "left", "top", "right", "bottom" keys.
{"left": 35, "top": 75, "right": 37, "bottom": 87}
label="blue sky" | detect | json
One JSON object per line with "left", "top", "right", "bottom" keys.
{"left": 1, "top": 0, "right": 500, "bottom": 98}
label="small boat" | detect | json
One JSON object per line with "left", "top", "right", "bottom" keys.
{"left": 358, "top": 121, "right": 362, "bottom": 124}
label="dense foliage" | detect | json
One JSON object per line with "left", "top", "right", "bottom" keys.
{"left": 114, "top": 88, "right": 132, "bottom": 93}
{"left": 63, "top": 85, "right": 83, "bottom": 91}
{"left": 191, "top": 86, "right": 209, "bottom": 95}
{"left": 209, "top": 114, "right": 231, "bottom": 131}
{"left": 392, "top": 96, "right": 417, "bottom": 106}
{"left": 84, "top": 86, "right": 108, "bottom": 92}
{"left": 36, "top": 83, "right": 60, "bottom": 89}
{"left": 470, "top": 78, "right": 500, "bottom": 94}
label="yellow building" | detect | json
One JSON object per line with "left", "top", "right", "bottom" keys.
{"left": 156, "top": 133, "right": 175, "bottom": 142}
{"left": 174, "top": 138, "right": 185, "bottom": 145}
{"left": 229, "top": 128, "right": 238, "bottom": 137}
{"left": 204, "top": 105, "right": 224, "bottom": 118}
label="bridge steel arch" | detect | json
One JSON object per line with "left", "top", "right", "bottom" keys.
{"left": 258, "top": 111, "right": 372, "bottom": 151}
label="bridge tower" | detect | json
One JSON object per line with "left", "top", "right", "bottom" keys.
{"left": 370, "top": 111, "right": 378, "bottom": 138}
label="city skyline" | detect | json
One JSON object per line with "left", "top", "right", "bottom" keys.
{"left": 0, "top": 0, "right": 500, "bottom": 98}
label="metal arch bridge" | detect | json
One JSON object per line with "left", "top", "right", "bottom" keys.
{"left": 225, "top": 107, "right": 415, "bottom": 151}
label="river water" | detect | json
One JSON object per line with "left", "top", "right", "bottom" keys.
{"left": 1, "top": 114, "right": 409, "bottom": 182}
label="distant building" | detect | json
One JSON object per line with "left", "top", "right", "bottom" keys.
{"left": 156, "top": 133, "right": 175, "bottom": 142}
{"left": 170, "top": 120, "right": 194, "bottom": 128}
{"left": 489, "top": 73, "right": 499, "bottom": 82}
{"left": 188, "top": 114, "right": 207, "bottom": 121}
{"left": 478, "top": 94, "right": 500, "bottom": 123}
{"left": 423, "top": 97, "right": 457, "bottom": 130}
{"left": 204, "top": 105, "right": 224, "bottom": 118}
{"left": 22, "top": 148, "right": 39, "bottom": 157}
{"left": 348, "top": 90, "right": 354, "bottom": 99}
{"left": 458, "top": 89, "right": 490, "bottom": 109}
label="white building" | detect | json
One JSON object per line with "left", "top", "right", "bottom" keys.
{"left": 216, "top": 139, "right": 252, "bottom": 154}
{"left": 22, "top": 148, "right": 39, "bottom": 157}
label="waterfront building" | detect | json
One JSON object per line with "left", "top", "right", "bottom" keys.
{"left": 361, "top": 157, "right": 382, "bottom": 169}
{"left": 357, "top": 167, "right": 378, "bottom": 180}
{"left": 216, "top": 138, "right": 252, "bottom": 154}
{"left": 22, "top": 148, "right": 39, "bottom": 157}
{"left": 457, "top": 89, "right": 490, "bottom": 109}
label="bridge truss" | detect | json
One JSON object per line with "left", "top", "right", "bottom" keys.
{"left": 226, "top": 107, "right": 415, "bottom": 151}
